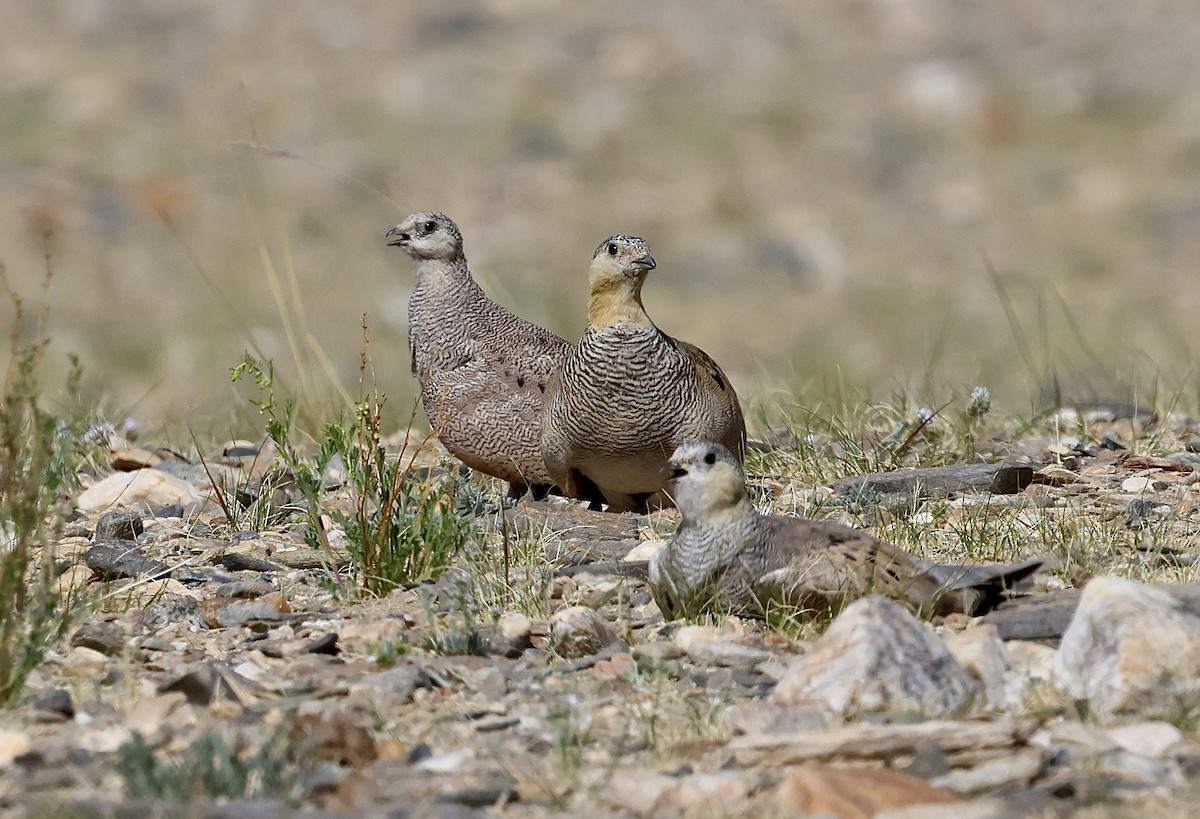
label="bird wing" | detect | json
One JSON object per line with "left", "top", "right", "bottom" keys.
{"left": 744, "top": 516, "right": 944, "bottom": 615}
{"left": 676, "top": 340, "right": 748, "bottom": 456}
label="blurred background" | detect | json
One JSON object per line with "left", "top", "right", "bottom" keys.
{"left": 3, "top": 0, "right": 1200, "bottom": 437}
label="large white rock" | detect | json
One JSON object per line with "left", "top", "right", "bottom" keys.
{"left": 772, "top": 596, "right": 978, "bottom": 718}
{"left": 1053, "top": 576, "right": 1200, "bottom": 719}
{"left": 77, "top": 469, "right": 209, "bottom": 514}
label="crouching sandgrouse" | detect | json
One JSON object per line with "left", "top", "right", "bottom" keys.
{"left": 649, "top": 442, "right": 1042, "bottom": 620}
{"left": 386, "top": 211, "right": 571, "bottom": 499}
{"left": 541, "top": 236, "right": 746, "bottom": 513}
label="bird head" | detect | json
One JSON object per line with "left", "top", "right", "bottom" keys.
{"left": 664, "top": 441, "right": 749, "bottom": 519}
{"left": 586, "top": 235, "right": 656, "bottom": 326}
{"left": 385, "top": 211, "right": 464, "bottom": 262}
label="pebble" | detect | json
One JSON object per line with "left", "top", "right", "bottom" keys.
{"left": 485, "top": 612, "right": 532, "bottom": 658}
{"left": 70, "top": 620, "right": 126, "bottom": 656}
{"left": 547, "top": 606, "right": 619, "bottom": 660}
{"left": 93, "top": 510, "right": 143, "bottom": 542}
{"left": 772, "top": 596, "right": 978, "bottom": 718}
{"left": 1121, "top": 476, "right": 1164, "bottom": 493}
{"left": 775, "top": 763, "right": 963, "bottom": 817}
{"left": 33, "top": 688, "right": 74, "bottom": 719}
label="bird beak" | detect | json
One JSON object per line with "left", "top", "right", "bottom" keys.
{"left": 632, "top": 254, "right": 656, "bottom": 271}
{"left": 664, "top": 464, "right": 687, "bottom": 481}
{"left": 385, "top": 226, "right": 410, "bottom": 246}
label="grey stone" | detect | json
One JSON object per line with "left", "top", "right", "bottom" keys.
{"left": 485, "top": 611, "right": 531, "bottom": 657}
{"left": 547, "top": 605, "right": 619, "bottom": 660}
{"left": 772, "top": 596, "right": 978, "bottom": 718}
{"left": 214, "top": 600, "right": 287, "bottom": 628}
{"left": 355, "top": 663, "right": 432, "bottom": 701}
{"left": 70, "top": 620, "right": 125, "bottom": 656}
{"left": 93, "top": 510, "right": 143, "bottom": 543}
{"left": 684, "top": 639, "right": 773, "bottom": 668}
{"left": 84, "top": 542, "right": 168, "bottom": 579}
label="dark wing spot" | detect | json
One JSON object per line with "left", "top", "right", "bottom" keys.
{"left": 538, "top": 381, "right": 546, "bottom": 393}
{"left": 516, "top": 374, "right": 526, "bottom": 388}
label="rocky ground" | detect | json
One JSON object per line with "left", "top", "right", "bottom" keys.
{"left": 6, "top": 405, "right": 1200, "bottom": 818}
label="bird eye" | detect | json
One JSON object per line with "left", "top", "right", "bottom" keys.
{"left": 607, "top": 243, "right": 618, "bottom": 256}
{"left": 703, "top": 452, "right": 717, "bottom": 465}
{"left": 423, "top": 220, "right": 437, "bottom": 233}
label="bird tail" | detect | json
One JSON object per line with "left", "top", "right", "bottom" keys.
{"left": 918, "top": 558, "right": 1043, "bottom": 616}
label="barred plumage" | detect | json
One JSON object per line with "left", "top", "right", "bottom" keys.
{"left": 541, "top": 235, "right": 746, "bottom": 512}
{"left": 386, "top": 211, "right": 571, "bottom": 498}
{"left": 649, "top": 442, "right": 1042, "bottom": 620}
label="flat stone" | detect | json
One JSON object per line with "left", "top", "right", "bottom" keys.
{"left": 684, "top": 639, "right": 772, "bottom": 669}
{"left": 772, "top": 596, "right": 978, "bottom": 718}
{"left": 723, "top": 702, "right": 830, "bottom": 736}
{"left": 215, "top": 580, "right": 277, "bottom": 598}
{"left": 930, "top": 748, "right": 1045, "bottom": 794}
{"left": 355, "top": 663, "right": 432, "bottom": 701}
{"left": 832, "top": 462, "right": 1035, "bottom": 504}
{"left": 84, "top": 542, "right": 168, "bottom": 579}
{"left": 222, "top": 552, "right": 284, "bottom": 573}
{"left": 775, "top": 764, "right": 963, "bottom": 818}
{"left": 76, "top": 469, "right": 208, "bottom": 514}
{"left": 1103, "top": 721, "right": 1184, "bottom": 759}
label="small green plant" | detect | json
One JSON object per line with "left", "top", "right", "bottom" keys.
{"left": 422, "top": 599, "right": 486, "bottom": 656}
{"left": 232, "top": 337, "right": 474, "bottom": 596}
{"left": 369, "top": 637, "right": 413, "bottom": 668}
{"left": 0, "top": 261, "right": 87, "bottom": 705}
{"left": 115, "top": 727, "right": 306, "bottom": 802}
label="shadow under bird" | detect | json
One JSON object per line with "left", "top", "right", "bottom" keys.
{"left": 385, "top": 211, "right": 572, "bottom": 499}
{"left": 541, "top": 235, "right": 746, "bottom": 513}
{"left": 648, "top": 441, "right": 1042, "bottom": 620}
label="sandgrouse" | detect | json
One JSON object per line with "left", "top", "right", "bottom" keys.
{"left": 386, "top": 211, "right": 572, "bottom": 499}
{"left": 541, "top": 236, "right": 746, "bottom": 513}
{"left": 649, "top": 442, "right": 1042, "bottom": 620}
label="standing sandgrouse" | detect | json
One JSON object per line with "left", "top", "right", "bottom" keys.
{"left": 541, "top": 236, "right": 746, "bottom": 513}
{"left": 649, "top": 442, "right": 1042, "bottom": 620}
{"left": 386, "top": 211, "right": 571, "bottom": 499}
